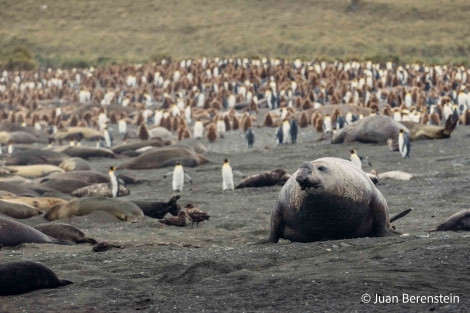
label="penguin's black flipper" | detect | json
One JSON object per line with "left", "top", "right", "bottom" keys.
{"left": 390, "top": 208, "right": 413, "bottom": 223}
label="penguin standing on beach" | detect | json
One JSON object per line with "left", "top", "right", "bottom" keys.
{"left": 245, "top": 127, "right": 255, "bottom": 148}
{"left": 164, "top": 162, "right": 193, "bottom": 192}
{"left": 275, "top": 125, "right": 283, "bottom": 145}
{"left": 108, "top": 166, "right": 120, "bottom": 198}
{"left": 349, "top": 149, "right": 372, "bottom": 169}
{"left": 222, "top": 158, "right": 234, "bottom": 190}
{"left": 193, "top": 119, "right": 204, "bottom": 139}
{"left": 281, "top": 119, "right": 291, "bottom": 144}
{"left": 290, "top": 119, "right": 298, "bottom": 144}
{"left": 350, "top": 149, "right": 362, "bottom": 169}
{"left": 104, "top": 125, "right": 113, "bottom": 148}
{"left": 118, "top": 117, "right": 127, "bottom": 140}
{"left": 398, "top": 129, "right": 410, "bottom": 159}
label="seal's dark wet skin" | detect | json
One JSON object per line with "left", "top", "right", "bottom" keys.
{"left": 296, "top": 162, "right": 324, "bottom": 191}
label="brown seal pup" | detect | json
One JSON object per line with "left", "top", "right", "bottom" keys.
{"left": 332, "top": 115, "right": 408, "bottom": 144}
{"left": 260, "top": 157, "right": 411, "bottom": 243}
{"left": 0, "top": 199, "right": 43, "bottom": 219}
{"left": 34, "top": 223, "right": 98, "bottom": 244}
{"left": 117, "top": 146, "right": 208, "bottom": 170}
{"left": 0, "top": 217, "right": 69, "bottom": 246}
{"left": 44, "top": 197, "right": 144, "bottom": 222}
{"left": 429, "top": 209, "right": 470, "bottom": 232}
{"left": 0, "top": 261, "right": 73, "bottom": 295}
{"left": 235, "top": 169, "right": 290, "bottom": 189}
{"left": 400, "top": 115, "right": 458, "bottom": 140}
{"left": 132, "top": 195, "right": 181, "bottom": 219}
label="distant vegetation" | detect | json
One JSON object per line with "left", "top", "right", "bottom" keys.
{"left": 0, "top": 0, "right": 469, "bottom": 69}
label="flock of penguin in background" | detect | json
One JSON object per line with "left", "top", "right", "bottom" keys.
{"left": 0, "top": 57, "right": 469, "bottom": 221}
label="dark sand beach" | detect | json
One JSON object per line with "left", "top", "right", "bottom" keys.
{"left": 1, "top": 116, "right": 470, "bottom": 313}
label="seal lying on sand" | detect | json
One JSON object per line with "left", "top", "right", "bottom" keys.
{"left": 235, "top": 169, "right": 290, "bottom": 189}
{"left": 44, "top": 197, "right": 144, "bottom": 222}
{"left": 0, "top": 199, "right": 43, "bottom": 219}
{"left": 260, "top": 157, "right": 411, "bottom": 243}
{"left": 4, "top": 149, "right": 70, "bottom": 165}
{"left": 71, "top": 183, "right": 130, "bottom": 198}
{"left": 0, "top": 196, "right": 67, "bottom": 211}
{"left": 59, "top": 157, "right": 94, "bottom": 171}
{"left": 400, "top": 115, "right": 458, "bottom": 140}
{"left": 429, "top": 209, "right": 470, "bottom": 232}
{"left": 331, "top": 115, "right": 407, "bottom": 144}
{"left": 111, "top": 139, "right": 165, "bottom": 156}
{"left": 0, "top": 217, "right": 69, "bottom": 246}
{"left": 4, "top": 164, "right": 65, "bottom": 178}
{"left": 34, "top": 223, "right": 98, "bottom": 244}
{"left": 118, "top": 146, "right": 208, "bottom": 170}
{"left": 0, "top": 261, "right": 73, "bottom": 296}
{"left": 132, "top": 195, "right": 181, "bottom": 219}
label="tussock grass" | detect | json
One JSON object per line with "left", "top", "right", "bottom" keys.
{"left": 0, "top": 0, "right": 469, "bottom": 67}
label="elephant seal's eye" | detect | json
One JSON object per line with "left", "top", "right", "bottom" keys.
{"left": 317, "top": 166, "right": 327, "bottom": 172}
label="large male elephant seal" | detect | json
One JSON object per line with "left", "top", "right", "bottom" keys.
{"left": 0, "top": 261, "right": 73, "bottom": 295}
{"left": 0, "top": 217, "right": 68, "bottom": 246}
{"left": 260, "top": 157, "right": 410, "bottom": 243}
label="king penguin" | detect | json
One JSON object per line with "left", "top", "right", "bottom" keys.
{"left": 350, "top": 149, "right": 362, "bottom": 169}
{"left": 281, "top": 119, "right": 291, "bottom": 144}
{"left": 245, "top": 127, "right": 255, "bottom": 148}
{"left": 222, "top": 158, "right": 234, "bottom": 190}
{"left": 290, "top": 119, "right": 298, "bottom": 144}
{"left": 193, "top": 119, "right": 204, "bottom": 139}
{"left": 104, "top": 125, "right": 113, "bottom": 148}
{"left": 350, "top": 149, "right": 372, "bottom": 169}
{"left": 108, "top": 166, "right": 119, "bottom": 198}
{"left": 164, "top": 162, "right": 192, "bottom": 192}
{"left": 118, "top": 118, "right": 127, "bottom": 140}
{"left": 398, "top": 129, "right": 410, "bottom": 159}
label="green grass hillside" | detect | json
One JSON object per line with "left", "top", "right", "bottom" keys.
{"left": 1, "top": 0, "right": 469, "bottom": 68}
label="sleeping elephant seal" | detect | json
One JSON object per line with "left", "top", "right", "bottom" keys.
{"left": 34, "top": 223, "right": 98, "bottom": 244}
{"left": 44, "top": 197, "right": 144, "bottom": 222}
{"left": 0, "top": 199, "right": 44, "bottom": 219}
{"left": 235, "top": 169, "right": 290, "bottom": 189}
{"left": 0, "top": 217, "right": 69, "bottom": 246}
{"left": 117, "top": 146, "right": 208, "bottom": 170}
{"left": 0, "top": 261, "right": 73, "bottom": 295}
{"left": 331, "top": 115, "right": 408, "bottom": 144}
{"left": 429, "top": 209, "right": 470, "bottom": 232}
{"left": 260, "top": 157, "right": 411, "bottom": 243}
